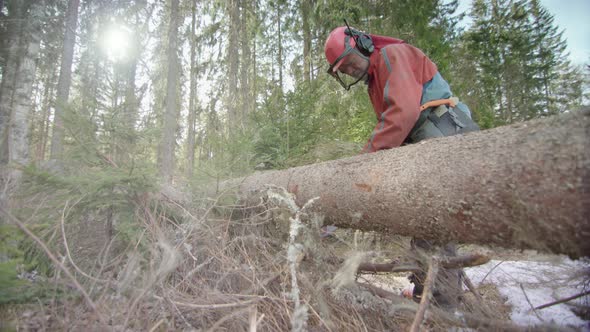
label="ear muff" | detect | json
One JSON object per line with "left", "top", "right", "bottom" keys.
{"left": 344, "top": 28, "right": 374, "bottom": 56}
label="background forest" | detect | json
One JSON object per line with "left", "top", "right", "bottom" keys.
{"left": 0, "top": 0, "right": 588, "bottom": 330}
{"left": 1, "top": 0, "right": 588, "bottom": 180}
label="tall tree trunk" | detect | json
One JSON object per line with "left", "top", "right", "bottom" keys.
{"left": 50, "top": 0, "right": 80, "bottom": 160}
{"left": 2, "top": 2, "right": 44, "bottom": 167}
{"left": 240, "top": 0, "right": 251, "bottom": 122}
{"left": 227, "top": 0, "right": 240, "bottom": 132}
{"left": 158, "top": 0, "right": 180, "bottom": 183}
{"left": 0, "top": 2, "right": 24, "bottom": 164}
{"left": 219, "top": 110, "right": 590, "bottom": 257}
{"left": 276, "top": 0, "right": 283, "bottom": 91}
{"left": 118, "top": 1, "right": 154, "bottom": 165}
{"left": 250, "top": 0, "right": 258, "bottom": 109}
{"left": 36, "top": 67, "right": 57, "bottom": 161}
{"left": 300, "top": 0, "right": 311, "bottom": 84}
{"left": 186, "top": 0, "right": 199, "bottom": 178}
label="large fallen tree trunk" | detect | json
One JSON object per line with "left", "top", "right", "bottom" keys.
{"left": 219, "top": 110, "right": 590, "bottom": 257}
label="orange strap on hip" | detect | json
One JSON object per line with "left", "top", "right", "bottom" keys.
{"left": 420, "top": 98, "right": 457, "bottom": 112}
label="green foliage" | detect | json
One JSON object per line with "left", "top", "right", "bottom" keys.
{"left": 0, "top": 261, "right": 56, "bottom": 305}
{"left": 7, "top": 0, "right": 587, "bottom": 195}
{"left": 0, "top": 222, "right": 53, "bottom": 277}
{"left": 248, "top": 77, "right": 374, "bottom": 169}
{"left": 459, "top": 0, "right": 585, "bottom": 124}
{"left": 6, "top": 159, "right": 158, "bottom": 265}
{"left": 0, "top": 224, "right": 65, "bottom": 304}
{"left": 0, "top": 261, "right": 30, "bottom": 304}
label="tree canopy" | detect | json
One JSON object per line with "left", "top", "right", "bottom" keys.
{"left": 0, "top": 0, "right": 587, "bottom": 180}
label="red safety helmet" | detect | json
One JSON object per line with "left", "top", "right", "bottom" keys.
{"left": 324, "top": 26, "right": 372, "bottom": 90}
{"left": 324, "top": 26, "right": 357, "bottom": 72}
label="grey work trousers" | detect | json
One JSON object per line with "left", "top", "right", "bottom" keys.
{"left": 404, "top": 102, "right": 480, "bottom": 308}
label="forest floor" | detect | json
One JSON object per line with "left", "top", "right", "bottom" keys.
{"left": 329, "top": 229, "right": 590, "bottom": 331}
{"left": 1, "top": 185, "right": 588, "bottom": 331}
{"left": 465, "top": 255, "right": 589, "bottom": 329}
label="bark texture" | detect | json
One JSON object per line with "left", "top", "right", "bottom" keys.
{"left": 220, "top": 110, "right": 590, "bottom": 257}
{"left": 0, "top": 2, "right": 24, "bottom": 163}
{"left": 185, "top": 0, "right": 199, "bottom": 178}
{"left": 0, "top": 2, "right": 44, "bottom": 166}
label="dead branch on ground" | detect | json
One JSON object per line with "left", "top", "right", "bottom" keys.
{"left": 410, "top": 257, "right": 439, "bottom": 332}
{"left": 357, "top": 253, "right": 490, "bottom": 274}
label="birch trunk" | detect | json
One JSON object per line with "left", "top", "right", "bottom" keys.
{"left": 219, "top": 111, "right": 590, "bottom": 257}
{"left": 6, "top": 2, "right": 44, "bottom": 166}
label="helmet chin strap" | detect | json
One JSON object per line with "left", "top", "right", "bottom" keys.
{"left": 344, "top": 70, "right": 368, "bottom": 90}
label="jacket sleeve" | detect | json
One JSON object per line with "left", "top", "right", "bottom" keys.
{"left": 363, "top": 45, "right": 436, "bottom": 153}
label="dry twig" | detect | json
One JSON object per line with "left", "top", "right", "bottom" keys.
{"left": 520, "top": 283, "right": 545, "bottom": 322}
{"left": 409, "top": 257, "right": 439, "bottom": 332}
{"left": 480, "top": 260, "right": 504, "bottom": 284}
{"left": 153, "top": 295, "right": 259, "bottom": 309}
{"left": 461, "top": 270, "right": 494, "bottom": 318}
{"left": 357, "top": 253, "right": 490, "bottom": 274}
{"left": 534, "top": 290, "right": 590, "bottom": 310}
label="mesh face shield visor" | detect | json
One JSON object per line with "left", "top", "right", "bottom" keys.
{"left": 327, "top": 35, "right": 368, "bottom": 90}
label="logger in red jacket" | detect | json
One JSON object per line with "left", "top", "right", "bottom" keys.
{"left": 324, "top": 26, "right": 479, "bottom": 152}
{"left": 324, "top": 25, "right": 480, "bottom": 308}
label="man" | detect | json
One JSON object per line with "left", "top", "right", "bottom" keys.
{"left": 324, "top": 26, "right": 479, "bottom": 151}
{"left": 324, "top": 25, "right": 480, "bottom": 307}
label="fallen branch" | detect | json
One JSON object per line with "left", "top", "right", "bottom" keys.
{"left": 461, "top": 270, "right": 493, "bottom": 318}
{"left": 480, "top": 260, "right": 504, "bottom": 284}
{"left": 520, "top": 284, "right": 545, "bottom": 322}
{"left": 357, "top": 254, "right": 490, "bottom": 274}
{"left": 359, "top": 282, "right": 533, "bottom": 332}
{"left": 441, "top": 254, "right": 490, "bottom": 269}
{"left": 153, "top": 295, "right": 259, "bottom": 309}
{"left": 410, "top": 257, "right": 439, "bottom": 332}
{"left": 534, "top": 290, "right": 590, "bottom": 310}
{"left": 357, "top": 263, "right": 421, "bottom": 274}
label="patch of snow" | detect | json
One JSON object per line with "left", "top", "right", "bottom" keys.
{"left": 465, "top": 257, "right": 589, "bottom": 331}
{"left": 358, "top": 274, "right": 412, "bottom": 295}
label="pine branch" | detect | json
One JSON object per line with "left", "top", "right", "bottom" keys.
{"left": 0, "top": 206, "right": 106, "bottom": 325}
{"left": 461, "top": 270, "right": 494, "bottom": 318}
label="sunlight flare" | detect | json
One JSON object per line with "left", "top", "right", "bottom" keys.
{"left": 99, "top": 23, "right": 132, "bottom": 62}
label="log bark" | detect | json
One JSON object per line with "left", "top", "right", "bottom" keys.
{"left": 219, "top": 110, "right": 590, "bottom": 257}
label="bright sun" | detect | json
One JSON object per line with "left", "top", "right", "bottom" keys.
{"left": 99, "top": 24, "right": 132, "bottom": 62}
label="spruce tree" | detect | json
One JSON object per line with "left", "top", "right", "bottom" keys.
{"left": 463, "top": 0, "right": 584, "bottom": 125}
